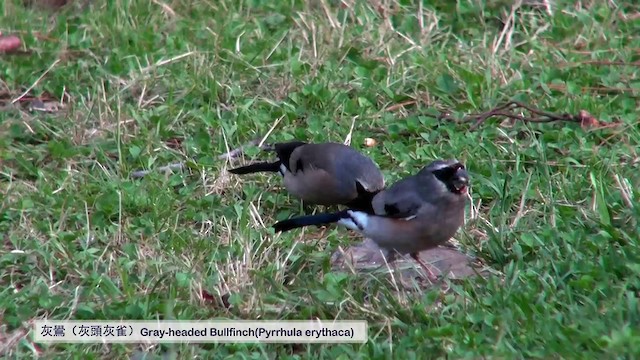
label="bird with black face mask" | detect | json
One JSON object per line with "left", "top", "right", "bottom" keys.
{"left": 271, "top": 159, "right": 470, "bottom": 281}
{"left": 227, "top": 141, "right": 386, "bottom": 211}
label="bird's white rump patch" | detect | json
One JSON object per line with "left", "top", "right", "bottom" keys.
{"left": 337, "top": 210, "right": 369, "bottom": 232}
{"left": 279, "top": 163, "right": 288, "bottom": 176}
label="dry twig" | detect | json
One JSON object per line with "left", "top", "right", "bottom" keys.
{"left": 218, "top": 137, "right": 263, "bottom": 161}
{"left": 370, "top": 101, "right": 619, "bottom": 137}
{"left": 447, "top": 101, "right": 619, "bottom": 131}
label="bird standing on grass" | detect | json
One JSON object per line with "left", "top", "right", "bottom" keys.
{"left": 272, "top": 159, "right": 470, "bottom": 281}
{"left": 227, "top": 141, "right": 386, "bottom": 211}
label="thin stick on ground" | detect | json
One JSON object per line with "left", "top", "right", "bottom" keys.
{"left": 444, "top": 101, "right": 619, "bottom": 131}
{"left": 218, "top": 137, "right": 263, "bottom": 161}
{"left": 11, "top": 59, "right": 61, "bottom": 104}
{"left": 343, "top": 115, "right": 358, "bottom": 146}
{"left": 257, "top": 115, "right": 285, "bottom": 148}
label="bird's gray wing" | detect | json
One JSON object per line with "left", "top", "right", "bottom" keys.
{"left": 288, "top": 143, "right": 349, "bottom": 172}
{"left": 371, "top": 176, "right": 425, "bottom": 219}
{"left": 283, "top": 144, "right": 354, "bottom": 204}
{"left": 295, "top": 143, "right": 384, "bottom": 188}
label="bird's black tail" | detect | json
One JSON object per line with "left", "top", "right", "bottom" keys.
{"left": 273, "top": 210, "right": 350, "bottom": 233}
{"left": 228, "top": 161, "right": 281, "bottom": 175}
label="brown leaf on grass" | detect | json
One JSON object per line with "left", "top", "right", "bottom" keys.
{"left": 164, "top": 137, "right": 183, "bottom": 150}
{"left": 200, "top": 289, "right": 232, "bottom": 309}
{"left": 578, "top": 110, "right": 620, "bottom": 130}
{"left": 385, "top": 99, "right": 416, "bottom": 112}
{"left": 200, "top": 289, "right": 215, "bottom": 302}
{"left": 0, "top": 34, "right": 22, "bottom": 53}
{"left": 567, "top": 110, "right": 622, "bottom": 130}
{"left": 578, "top": 110, "right": 596, "bottom": 128}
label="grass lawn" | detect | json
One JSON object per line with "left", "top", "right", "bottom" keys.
{"left": 1, "top": 0, "right": 640, "bottom": 358}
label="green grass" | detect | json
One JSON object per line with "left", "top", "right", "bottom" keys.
{"left": 1, "top": 0, "right": 640, "bottom": 358}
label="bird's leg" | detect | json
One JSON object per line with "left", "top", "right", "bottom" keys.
{"left": 410, "top": 253, "right": 439, "bottom": 282}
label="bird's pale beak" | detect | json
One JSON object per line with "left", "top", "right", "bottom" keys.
{"left": 452, "top": 169, "right": 470, "bottom": 193}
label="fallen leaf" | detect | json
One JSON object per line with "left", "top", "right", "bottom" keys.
{"left": 578, "top": 110, "right": 602, "bottom": 129}
{"left": 164, "top": 137, "right": 183, "bottom": 150}
{"left": 0, "top": 35, "right": 22, "bottom": 53}
{"left": 200, "top": 289, "right": 215, "bottom": 302}
{"left": 200, "top": 289, "right": 232, "bottom": 309}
